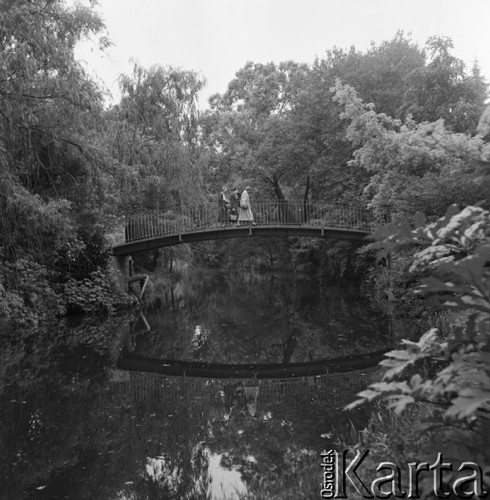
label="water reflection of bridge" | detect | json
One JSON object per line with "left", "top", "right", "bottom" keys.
{"left": 110, "top": 367, "right": 379, "bottom": 409}
{"left": 117, "top": 349, "right": 388, "bottom": 379}
{"left": 113, "top": 200, "right": 379, "bottom": 256}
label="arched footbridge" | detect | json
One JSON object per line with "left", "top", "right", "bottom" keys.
{"left": 112, "top": 200, "right": 379, "bottom": 256}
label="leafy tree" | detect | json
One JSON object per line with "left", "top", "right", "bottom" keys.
{"left": 292, "top": 32, "right": 426, "bottom": 202}
{"left": 0, "top": 0, "right": 109, "bottom": 261}
{"left": 401, "top": 36, "right": 488, "bottom": 133}
{"left": 332, "top": 81, "right": 490, "bottom": 218}
{"left": 296, "top": 33, "right": 486, "bottom": 203}
{"left": 201, "top": 33, "right": 486, "bottom": 210}
{"left": 0, "top": 1, "right": 142, "bottom": 325}
{"left": 314, "top": 31, "right": 425, "bottom": 119}
{"left": 201, "top": 61, "right": 312, "bottom": 200}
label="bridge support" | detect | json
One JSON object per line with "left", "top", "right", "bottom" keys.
{"left": 113, "top": 255, "right": 149, "bottom": 302}
{"left": 128, "top": 273, "right": 149, "bottom": 303}
{"left": 113, "top": 254, "right": 132, "bottom": 292}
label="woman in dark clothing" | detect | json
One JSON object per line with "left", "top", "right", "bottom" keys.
{"left": 218, "top": 186, "right": 230, "bottom": 226}
{"left": 229, "top": 187, "right": 240, "bottom": 225}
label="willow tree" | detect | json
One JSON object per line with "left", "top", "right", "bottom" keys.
{"left": 0, "top": 0, "right": 108, "bottom": 263}
{"left": 106, "top": 63, "right": 206, "bottom": 211}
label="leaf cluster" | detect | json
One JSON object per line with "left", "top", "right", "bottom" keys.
{"left": 348, "top": 204, "right": 490, "bottom": 469}
{"left": 63, "top": 269, "right": 135, "bottom": 315}
{"left": 332, "top": 82, "right": 489, "bottom": 218}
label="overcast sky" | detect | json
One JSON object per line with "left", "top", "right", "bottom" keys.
{"left": 75, "top": 0, "right": 490, "bottom": 109}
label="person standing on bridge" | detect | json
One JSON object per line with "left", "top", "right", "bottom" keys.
{"left": 229, "top": 187, "right": 240, "bottom": 225}
{"left": 238, "top": 186, "right": 255, "bottom": 226}
{"left": 218, "top": 186, "right": 230, "bottom": 227}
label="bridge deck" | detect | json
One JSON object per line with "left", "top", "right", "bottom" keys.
{"left": 112, "top": 224, "right": 371, "bottom": 256}
{"left": 112, "top": 200, "right": 377, "bottom": 256}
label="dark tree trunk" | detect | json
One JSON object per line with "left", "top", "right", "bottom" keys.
{"left": 303, "top": 175, "right": 311, "bottom": 223}
{"left": 272, "top": 174, "right": 286, "bottom": 201}
{"left": 271, "top": 174, "right": 288, "bottom": 222}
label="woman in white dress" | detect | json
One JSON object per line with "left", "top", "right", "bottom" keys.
{"left": 238, "top": 186, "right": 255, "bottom": 226}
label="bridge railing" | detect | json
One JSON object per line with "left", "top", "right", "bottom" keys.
{"left": 124, "top": 200, "right": 377, "bottom": 243}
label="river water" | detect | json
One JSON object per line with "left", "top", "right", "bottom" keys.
{"left": 0, "top": 269, "right": 391, "bottom": 500}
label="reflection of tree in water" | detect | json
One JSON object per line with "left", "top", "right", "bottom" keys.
{"left": 114, "top": 398, "right": 213, "bottom": 500}
{"left": 0, "top": 319, "right": 212, "bottom": 500}
{"left": 0, "top": 319, "right": 127, "bottom": 499}
{"left": 206, "top": 374, "right": 370, "bottom": 490}
{"left": 0, "top": 270, "right": 389, "bottom": 499}
{"left": 114, "top": 372, "right": 372, "bottom": 497}
{"left": 130, "top": 269, "right": 390, "bottom": 363}
{"left": 0, "top": 317, "right": 126, "bottom": 391}
{"left": 0, "top": 377, "right": 213, "bottom": 499}
{"left": 0, "top": 342, "right": 375, "bottom": 500}
{"left": 209, "top": 405, "right": 320, "bottom": 487}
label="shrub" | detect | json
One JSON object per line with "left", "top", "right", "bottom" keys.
{"left": 0, "top": 258, "right": 64, "bottom": 326}
{"left": 63, "top": 269, "right": 135, "bottom": 315}
{"left": 51, "top": 223, "right": 111, "bottom": 281}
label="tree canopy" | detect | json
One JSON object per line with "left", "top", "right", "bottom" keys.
{"left": 105, "top": 63, "right": 206, "bottom": 210}
{"left": 201, "top": 32, "right": 488, "bottom": 207}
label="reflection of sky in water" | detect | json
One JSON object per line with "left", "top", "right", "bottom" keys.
{"left": 208, "top": 452, "right": 247, "bottom": 500}
{"left": 144, "top": 457, "right": 179, "bottom": 493}
{"left": 143, "top": 451, "right": 247, "bottom": 500}
{"left": 112, "top": 449, "right": 247, "bottom": 499}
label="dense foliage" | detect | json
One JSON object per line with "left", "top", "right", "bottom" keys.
{"left": 0, "top": 1, "right": 207, "bottom": 322}
{"left": 345, "top": 205, "right": 490, "bottom": 496}
{"left": 332, "top": 81, "right": 490, "bottom": 218}
{"left": 0, "top": 0, "right": 107, "bottom": 259}
{"left": 105, "top": 62, "right": 206, "bottom": 210}
{"left": 201, "top": 32, "right": 487, "bottom": 206}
